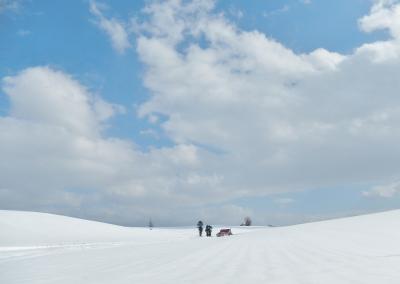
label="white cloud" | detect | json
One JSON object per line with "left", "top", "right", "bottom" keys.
{"left": 135, "top": 0, "right": 400, "bottom": 199}
{"left": 363, "top": 181, "right": 400, "bottom": 198}
{"left": 4, "top": 0, "right": 400, "bottom": 225}
{"left": 357, "top": 0, "right": 400, "bottom": 62}
{"left": 263, "top": 5, "right": 290, "bottom": 18}
{"left": 2, "top": 67, "right": 125, "bottom": 137}
{"left": 359, "top": 0, "right": 400, "bottom": 38}
{"left": 0, "top": 66, "right": 239, "bottom": 225}
{"left": 0, "top": 0, "right": 20, "bottom": 13}
{"left": 303, "top": 48, "right": 346, "bottom": 70}
{"left": 274, "top": 198, "right": 295, "bottom": 205}
{"left": 89, "top": 1, "right": 131, "bottom": 54}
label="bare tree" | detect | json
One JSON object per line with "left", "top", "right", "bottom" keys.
{"left": 243, "top": 216, "right": 252, "bottom": 226}
{"left": 149, "top": 218, "right": 154, "bottom": 230}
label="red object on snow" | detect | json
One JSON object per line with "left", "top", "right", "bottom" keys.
{"left": 216, "top": 228, "right": 233, "bottom": 237}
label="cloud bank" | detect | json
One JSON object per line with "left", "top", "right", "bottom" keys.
{"left": 2, "top": 0, "right": 400, "bottom": 225}
{"left": 135, "top": 0, "right": 400, "bottom": 194}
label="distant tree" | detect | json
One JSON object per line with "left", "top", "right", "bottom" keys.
{"left": 243, "top": 216, "right": 252, "bottom": 226}
{"left": 149, "top": 218, "right": 154, "bottom": 230}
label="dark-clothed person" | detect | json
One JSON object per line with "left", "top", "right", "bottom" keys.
{"left": 205, "top": 225, "right": 213, "bottom": 237}
{"left": 197, "top": 220, "right": 204, "bottom": 236}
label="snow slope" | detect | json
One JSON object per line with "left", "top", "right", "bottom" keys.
{"left": 1, "top": 210, "right": 400, "bottom": 284}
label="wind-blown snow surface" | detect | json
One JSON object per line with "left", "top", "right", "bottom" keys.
{"left": 1, "top": 210, "right": 400, "bottom": 284}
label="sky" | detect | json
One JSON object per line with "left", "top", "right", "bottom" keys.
{"left": 1, "top": 0, "right": 400, "bottom": 226}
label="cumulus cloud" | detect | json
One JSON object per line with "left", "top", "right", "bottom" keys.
{"left": 357, "top": 0, "right": 400, "bottom": 62}
{"left": 89, "top": 1, "right": 131, "bottom": 54}
{"left": 363, "top": 181, "right": 400, "bottom": 198}
{"left": 0, "top": 66, "right": 242, "bottom": 225}
{"left": 0, "top": 67, "right": 131, "bottom": 196}
{"left": 135, "top": 0, "right": 400, "bottom": 199}
{"left": 3, "top": 67, "right": 114, "bottom": 137}
{"left": 3, "top": 0, "right": 400, "bottom": 225}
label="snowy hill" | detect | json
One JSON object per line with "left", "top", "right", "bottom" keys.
{"left": 1, "top": 210, "right": 400, "bottom": 284}
{"left": 0, "top": 210, "right": 192, "bottom": 248}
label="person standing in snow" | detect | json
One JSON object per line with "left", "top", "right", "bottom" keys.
{"left": 205, "top": 225, "right": 212, "bottom": 237}
{"left": 197, "top": 220, "right": 204, "bottom": 237}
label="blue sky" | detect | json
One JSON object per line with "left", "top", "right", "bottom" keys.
{"left": 1, "top": 0, "right": 400, "bottom": 226}
{"left": 0, "top": 0, "right": 387, "bottom": 145}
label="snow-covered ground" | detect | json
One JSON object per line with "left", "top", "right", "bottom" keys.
{"left": 1, "top": 210, "right": 400, "bottom": 284}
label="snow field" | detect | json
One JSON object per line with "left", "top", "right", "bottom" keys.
{"left": 1, "top": 210, "right": 400, "bottom": 284}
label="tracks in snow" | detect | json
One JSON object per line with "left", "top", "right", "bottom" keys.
{"left": 2, "top": 227, "right": 400, "bottom": 284}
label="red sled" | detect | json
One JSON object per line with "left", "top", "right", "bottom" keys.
{"left": 216, "top": 228, "right": 233, "bottom": 237}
